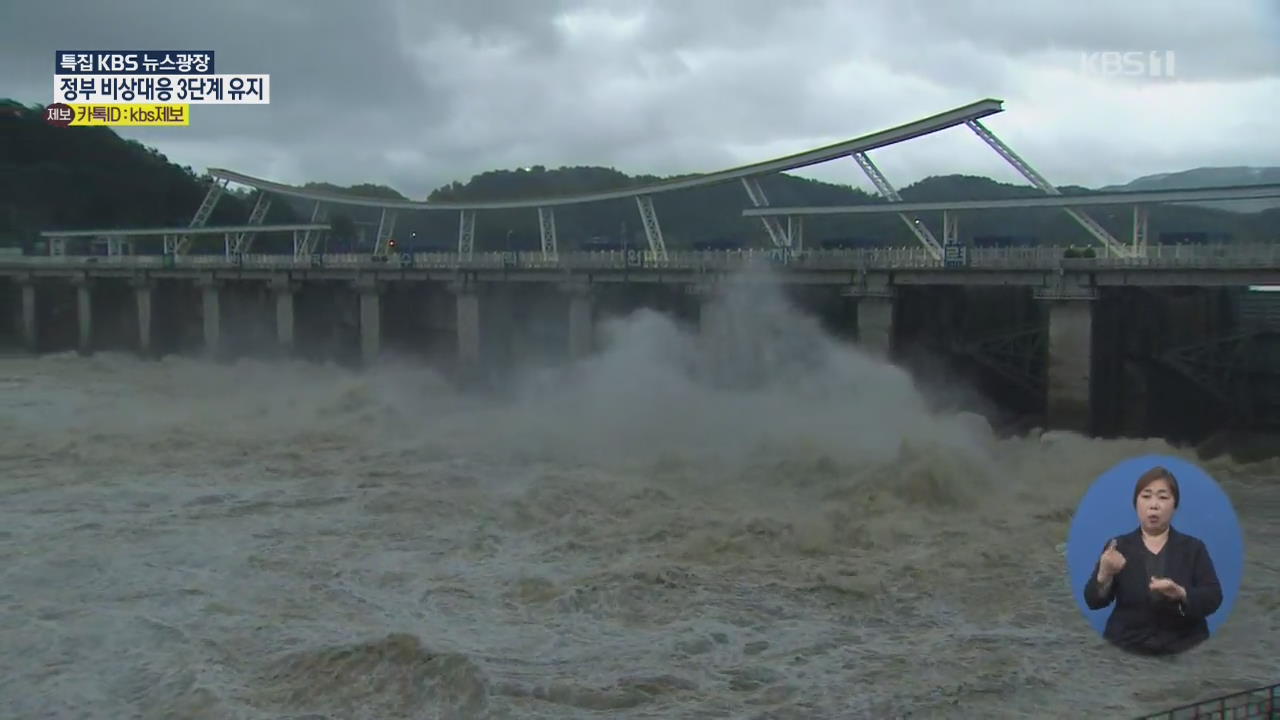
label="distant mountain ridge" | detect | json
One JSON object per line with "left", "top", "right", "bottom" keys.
{"left": 1102, "top": 166, "right": 1280, "bottom": 191}
{"left": 1102, "top": 166, "right": 1280, "bottom": 213}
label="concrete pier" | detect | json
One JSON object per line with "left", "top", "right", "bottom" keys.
{"left": 697, "top": 290, "right": 729, "bottom": 380}
{"left": 20, "top": 279, "right": 37, "bottom": 352}
{"left": 133, "top": 280, "right": 152, "bottom": 356}
{"left": 199, "top": 278, "right": 221, "bottom": 358}
{"left": 454, "top": 286, "right": 481, "bottom": 369}
{"left": 564, "top": 282, "right": 594, "bottom": 360}
{"left": 74, "top": 278, "right": 92, "bottom": 355}
{"left": 697, "top": 295, "right": 720, "bottom": 338}
{"left": 856, "top": 296, "right": 894, "bottom": 358}
{"left": 1045, "top": 299, "right": 1093, "bottom": 433}
{"left": 357, "top": 279, "right": 381, "bottom": 366}
{"left": 273, "top": 279, "right": 295, "bottom": 354}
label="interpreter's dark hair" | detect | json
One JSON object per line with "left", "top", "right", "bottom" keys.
{"left": 1133, "top": 466, "right": 1180, "bottom": 508}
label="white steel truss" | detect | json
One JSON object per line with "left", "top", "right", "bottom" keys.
{"left": 457, "top": 210, "right": 476, "bottom": 258}
{"left": 740, "top": 177, "right": 792, "bottom": 248}
{"left": 190, "top": 177, "right": 227, "bottom": 227}
{"left": 103, "top": 236, "right": 128, "bottom": 256}
{"left": 373, "top": 208, "right": 397, "bottom": 256}
{"left": 966, "top": 119, "right": 1130, "bottom": 257}
{"left": 1133, "top": 205, "right": 1149, "bottom": 253}
{"left": 943, "top": 210, "right": 959, "bottom": 245}
{"left": 852, "top": 151, "right": 942, "bottom": 259}
{"left": 538, "top": 207, "right": 558, "bottom": 260}
{"left": 176, "top": 177, "right": 228, "bottom": 254}
{"left": 787, "top": 216, "right": 804, "bottom": 250}
{"left": 635, "top": 195, "right": 668, "bottom": 260}
{"left": 294, "top": 201, "right": 328, "bottom": 259}
{"left": 231, "top": 191, "right": 272, "bottom": 254}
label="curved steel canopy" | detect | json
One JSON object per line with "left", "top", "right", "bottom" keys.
{"left": 742, "top": 183, "right": 1280, "bottom": 215}
{"left": 208, "top": 98, "right": 1004, "bottom": 211}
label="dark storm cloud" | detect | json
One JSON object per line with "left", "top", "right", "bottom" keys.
{"left": 391, "top": 0, "right": 575, "bottom": 56}
{"left": 1, "top": 0, "right": 1276, "bottom": 198}
{"left": 3, "top": 1, "right": 435, "bottom": 110}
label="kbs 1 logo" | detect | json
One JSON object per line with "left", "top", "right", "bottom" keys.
{"left": 1080, "top": 50, "right": 1176, "bottom": 79}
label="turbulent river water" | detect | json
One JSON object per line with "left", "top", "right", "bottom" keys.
{"left": 1, "top": 278, "right": 1277, "bottom": 719}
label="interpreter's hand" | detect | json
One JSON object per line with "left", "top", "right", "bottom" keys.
{"left": 1149, "top": 576, "right": 1187, "bottom": 602}
{"left": 1098, "top": 538, "right": 1126, "bottom": 580}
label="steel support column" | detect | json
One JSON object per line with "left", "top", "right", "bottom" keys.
{"left": 457, "top": 210, "right": 476, "bottom": 259}
{"left": 538, "top": 207, "right": 558, "bottom": 260}
{"left": 740, "top": 176, "right": 792, "bottom": 248}
{"left": 966, "top": 119, "right": 1128, "bottom": 257}
{"left": 851, "top": 152, "right": 942, "bottom": 259}
{"left": 943, "top": 210, "right": 959, "bottom": 246}
{"left": 1133, "top": 205, "right": 1149, "bottom": 253}
{"left": 635, "top": 194, "right": 668, "bottom": 260}
{"left": 788, "top": 216, "right": 804, "bottom": 251}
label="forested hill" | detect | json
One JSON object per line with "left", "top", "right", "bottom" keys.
{"left": 2, "top": 99, "right": 1275, "bottom": 252}
{"left": 0, "top": 100, "right": 262, "bottom": 250}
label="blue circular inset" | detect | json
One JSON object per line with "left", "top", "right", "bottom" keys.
{"left": 1066, "top": 454, "right": 1244, "bottom": 638}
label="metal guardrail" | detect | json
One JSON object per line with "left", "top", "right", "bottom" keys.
{"left": 1136, "top": 682, "right": 1278, "bottom": 719}
{"left": 2, "top": 245, "right": 1279, "bottom": 272}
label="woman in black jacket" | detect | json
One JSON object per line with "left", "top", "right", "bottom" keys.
{"left": 1083, "top": 466, "right": 1224, "bottom": 655}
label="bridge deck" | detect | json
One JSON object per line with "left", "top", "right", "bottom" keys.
{"left": 37, "top": 223, "right": 330, "bottom": 238}
{"left": 742, "top": 183, "right": 1280, "bottom": 215}
{"left": 1135, "top": 681, "right": 1277, "bottom": 719}
{"left": 3, "top": 246, "right": 1279, "bottom": 288}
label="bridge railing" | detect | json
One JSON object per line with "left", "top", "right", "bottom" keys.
{"left": 1136, "top": 681, "right": 1277, "bottom": 719}
{"left": 2, "top": 244, "right": 1277, "bottom": 271}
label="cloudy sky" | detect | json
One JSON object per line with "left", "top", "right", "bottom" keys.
{"left": 4, "top": 0, "right": 1278, "bottom": 199}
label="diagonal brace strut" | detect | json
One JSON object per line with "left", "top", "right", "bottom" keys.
{"left": 457, "top": 210, "right": 476, "bottom": 259}
{"left": 538, "top": 207, "right": 558, "bottom": 260}
{"left": 232, "top": 191, "right": 272, "bottom": 254}
{"left": 966, "top": 119, "right": 1130, "bottom": 257}
{"left": 635, "top": 195, "right": 668, "bottom": 261}
{"left": 851, "top": 152, "right": 942, "bottom": 259}
{"left": 295, "top": 202, "right": 328, "bottom": 258}
{"left": 740, "top": 177, "right": 793, "bottom": 249}
{"left": 373, "top": 209, "right": 397, "bottom": 256}
{"left": 177, "top": 177, "right": 228, "bottom": 254}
